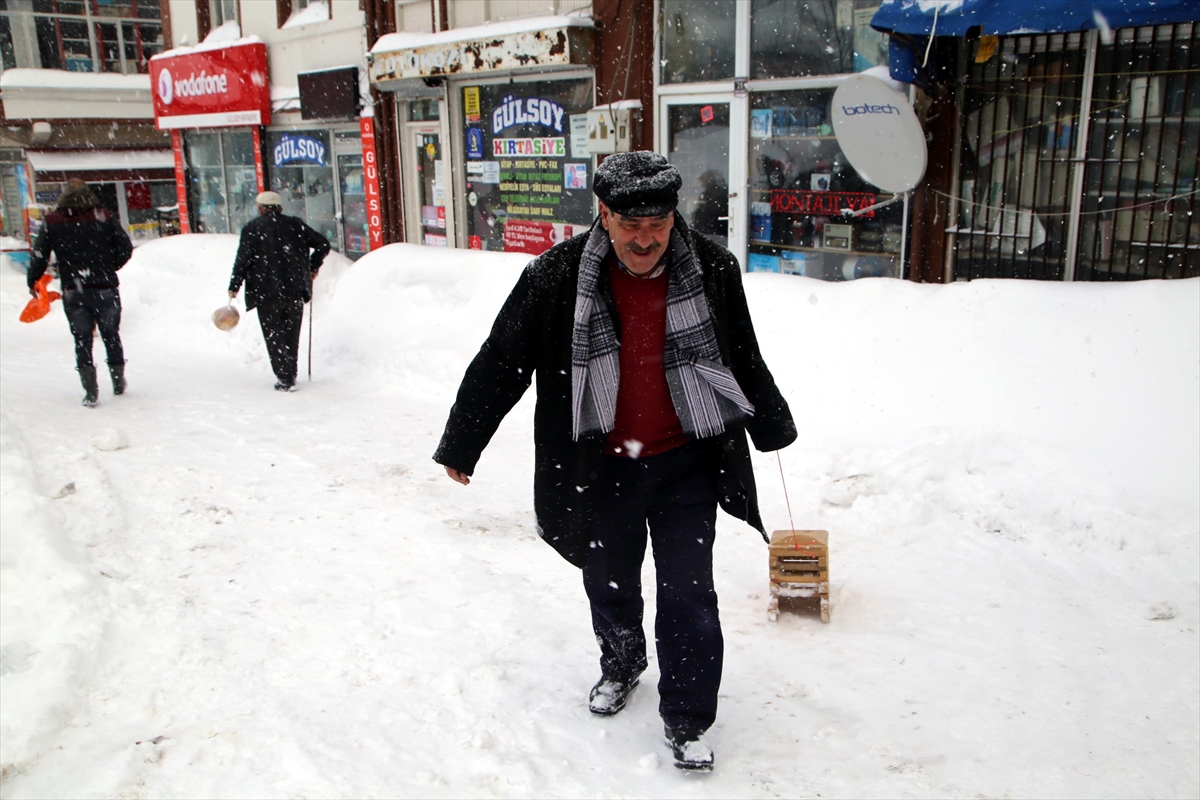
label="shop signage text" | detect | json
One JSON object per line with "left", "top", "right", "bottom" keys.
{"left": 370, "top": 27, "right": 585, "bottom": 84}
{"left": 503, "top": 219, "right": 574, "bottom": 256}
{"left": 360, "top": 116, "right": 383, "bottom": 250}
{"left": 769, "top": 190, "right": 877, "bottom": 217}
{"left": 492, "top": 96, "right": 566, "bottom": 134}
{"left": 163, "top": 70, "right": 228, "bottom": 103}
{"left": 273, "top": 134, "right": 328, "bottom": 167}
{"left": 841, "top": 103, "right": 902, "bottom": 116}
{"left": 493, "top": 137, "right": 566, "bottom": 157}
{"left": 149, "top": 42, "right": 271, "bottom": 130}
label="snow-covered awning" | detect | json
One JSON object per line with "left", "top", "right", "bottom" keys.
{"left": 0, "top": 69, "right": 153, "bottom": 120}
{"left": 871, "top": 0, "right": 1199, "bottom": 37}
{"left": 369, "top": 15, "right": 594, "bottom": 90}
{"left": 27, "top": 149, "right": 174, "bottom": 173}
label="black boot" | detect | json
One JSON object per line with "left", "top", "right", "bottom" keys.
{"left": 588, "top": 674, "right": 640, "bottom": 716}
{"left": 665, "top": 727, "right": 714, "bottom": 772}
{"left": 78, "top": 365, "right": 99, "bottom": 407}
{"left": 108, "top": 361, "right": 126, "bottom": 396}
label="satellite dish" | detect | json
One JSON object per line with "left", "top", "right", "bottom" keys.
{"left": 831, "top": 75, "right": 927, "bottom": 194}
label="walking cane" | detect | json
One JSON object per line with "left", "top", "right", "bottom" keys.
{"left": 307, "top": 290, "right": 313, "bottom": 382}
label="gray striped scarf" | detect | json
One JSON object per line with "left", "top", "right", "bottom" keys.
{"left": 571, "top": 222, "right": 754, "bottom": 442}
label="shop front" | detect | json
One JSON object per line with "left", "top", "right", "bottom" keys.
{"left": 149, "top": 41, "right": 272, "bottom": 235}
{"left": 25, "top": 149, "right": 175, "bottom": 244}
{"left": 369, "top": 18, "right": 596, "bottom": 255}
{"left": 657, "top": 0, "right": 900, "bottom": 280}
{"left": 263, "top": 67, "right": 372, "bottom": 260}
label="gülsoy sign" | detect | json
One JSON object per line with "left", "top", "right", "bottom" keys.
{"left": 150, "top": 42, "right": 271, "bottom": 130}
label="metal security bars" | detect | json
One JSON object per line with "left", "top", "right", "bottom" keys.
{"left": 1077, "top": 24, "right": 1199, "bottom": 280}
{"left": 948, "top": 23, "right": 1199, "bottom": 281}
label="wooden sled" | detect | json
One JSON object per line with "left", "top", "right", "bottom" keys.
{"left": 768, "top": 530, "right": 830, "bottom": 623}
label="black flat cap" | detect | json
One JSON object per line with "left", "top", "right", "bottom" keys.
{"left": 594, "top": 152, "right": 682, "bottom": 217}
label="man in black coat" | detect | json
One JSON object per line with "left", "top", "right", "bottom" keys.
{"left": 229, "top": 191, "right": 330, "bottom": 391}
{"left": 434, "top": 152, "right": 796, "bottom": 771}
{"left": 28, "top": 179, "right": 133, "bottom": 407}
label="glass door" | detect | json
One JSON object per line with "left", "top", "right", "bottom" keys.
{"left": 331, "top": 131, "right": 368, "bottom": 260}
{"left": 405, "top": 124, "right": 449, "bottom": 246}
{"left": 336, "top": 152, "right": 368, "bottom": 259}
{"left": 661, "top": 98, "right": 732, "bottom": 249}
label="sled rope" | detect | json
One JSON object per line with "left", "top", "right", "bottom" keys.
{"left": 775, "top": 451, "right": 798, "bottom": 549}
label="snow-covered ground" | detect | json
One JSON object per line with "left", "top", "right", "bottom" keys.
{"left": 1, "top": 234, "right": 1197, "bottom": 798}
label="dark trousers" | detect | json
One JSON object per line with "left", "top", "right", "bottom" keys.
{"left": 582, "top": 442, "right": 723, "bottom": 735}
{"left": 256, "top": 298, "right": 305, "bottom": 385}
{"left": 63, "top": 288, "right": 123, "bottom": 370}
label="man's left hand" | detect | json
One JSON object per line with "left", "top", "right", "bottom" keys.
{"left": 311, "top": 272, "right": 318, "bottom": 281}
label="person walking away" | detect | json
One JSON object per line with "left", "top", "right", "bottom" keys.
{"left": 434, "top": 152, "right": 796, "bottom": 771}
{"left": 27, "top": 179, "right": 133, "bottom": 407}
{"left": 228, "top": 191, "right": 330, "bottom": 391}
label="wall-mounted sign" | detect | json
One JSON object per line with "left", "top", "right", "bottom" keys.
{"left": 370, "top": 25, "right": 593, "bottom": 86}
{"left": 299, "top": 66, "right": 359, "bottom": 121}
{"left": 359, "top": 116, "right": 383, "bottom": 251}
{"left": 272, "top": 133, "right": 328, "bottom": 167}
{"left": 150, "top": 42, "right": 271, "bottom": 130}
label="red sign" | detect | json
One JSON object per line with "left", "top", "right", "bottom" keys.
{"left": 504, "top": 219, "right": 555, "bottom": 255}
{"left": 251, "top": 127, "right": 264, "bottom": 192}
{"left": 150, "top": 42, "right": 271, "bottom": 130}
{"left": 170, "top": 130, "right": 190, "bottom": 233}
{"left": 769, "top": 190, "right": 877, "bottom": 218}
{"left": 359, "top": 116, "right": 383, "bottom": 251}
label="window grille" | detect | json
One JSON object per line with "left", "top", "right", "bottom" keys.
{"left": 949, "top": 23, "right": 1199, "bottom": 281}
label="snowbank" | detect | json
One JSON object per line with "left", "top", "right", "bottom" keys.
{"left": 0, "top": 233, "right": 1196, "bottom": 797}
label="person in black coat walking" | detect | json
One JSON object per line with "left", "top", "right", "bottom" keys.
{"left": 434, "top": 152, "right": 796, "bottom": 771}
{"left": 28, "top": 179, "right": 133, "bottom": 407}
{"left": 229, "top": 191, "right": 330, "bottom": 391}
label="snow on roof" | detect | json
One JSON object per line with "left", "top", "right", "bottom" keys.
{"left": 0, "top": 69, "right": 150, "bottom": 92}
{"left": 26, "top": 149, "right": 173, "bottom": 172}
{"left": 152, "top": 22, "right": 263, "bottom": 61}
{"left": 282, "top": 0, "right": 330, "bottom": 29}
{"left": 371, "top": 15, "right": 594, "bottom": 55}
{"left": 272, "top": 86, "right": 301, "bottom": 113}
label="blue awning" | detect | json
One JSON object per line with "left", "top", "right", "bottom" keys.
{"left": 871, "top": 0, "right": 1199, "bottom": 37}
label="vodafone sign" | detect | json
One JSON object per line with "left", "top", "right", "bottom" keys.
{"left": 150, "top": 42, "right": 271, "bottom": 129}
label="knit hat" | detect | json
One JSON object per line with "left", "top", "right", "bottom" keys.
{"left": 593, "top": 152, "right": 682, "bottom": 217}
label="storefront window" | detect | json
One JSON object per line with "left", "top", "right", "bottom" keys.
{"left": 751, "top": 0, "right": 888, "bottom": 79}
{"left": 186, "top": 130, "right": 257, "bottom": 234}
{"left": 268, "top": 130, "right": 337, "bottom": 246}
{"left": 746, "top": 87, "right": 903, "bottom": 280}
{"left": 460, "top": 77, "right": 595, "bottom": 254}
{"left": 660, "top": 0, "right": 736, "bottom": 85}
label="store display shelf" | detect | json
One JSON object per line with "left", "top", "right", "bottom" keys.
{"left": 750, "top": 240, "right": 899, "bottom": 257}
{"left": 752, "top": 135, "right": 839, "bottom": 141}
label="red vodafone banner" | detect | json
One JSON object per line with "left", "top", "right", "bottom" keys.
{"left": 359, "top": 115, "right": 383, "bottom": 251}
{"left": 150, "top": 42, "right": 271, "bottom": 130}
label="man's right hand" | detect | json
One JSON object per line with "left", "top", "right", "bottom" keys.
{"left": 444, "top": 466, "right": 470, "bottom": 486}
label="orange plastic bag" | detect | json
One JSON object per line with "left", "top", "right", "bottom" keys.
{"left": 20, "top": 274, "right": 61, "bottom": 323}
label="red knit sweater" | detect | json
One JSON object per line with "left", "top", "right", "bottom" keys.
{"left": 605, "top": 257, "right": 688, "bottom": 458}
